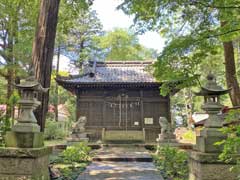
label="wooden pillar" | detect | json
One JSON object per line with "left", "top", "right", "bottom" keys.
{"left": 140, "top": 90, "right": 144, "bottom": 128}
{"left": 76, "top": 91, "right": 80, "bottom": 121}
{"left": 167, "top": 95, "right": 171, "bottom": 123}
{"left": 103, "top": 91, "right": 106, "bottom": 128}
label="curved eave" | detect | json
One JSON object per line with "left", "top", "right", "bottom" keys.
{"left": 56, "top": 79, "right": 161, "bottom": 92}
{"left": 195, "top": 87, "right": 231, "bottom": 96}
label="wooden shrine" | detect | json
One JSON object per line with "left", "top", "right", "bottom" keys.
{"left": 56, "top": 61, "right": 171, "bottom": 142}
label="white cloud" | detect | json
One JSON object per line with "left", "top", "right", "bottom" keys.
{"left": 92, "top": 0, "right": 133, "bottom": 31}
{"left": 138, "top": 32, "right": 166, "bottom": 53}
{"left": 53, "top": 55, "right": 78, "bottom": 74}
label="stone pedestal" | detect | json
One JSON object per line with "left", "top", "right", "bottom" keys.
{"left": 0, "top": 147, "right": 52, "bottom": 180}
{"left": 67, "top": 133, "right": 89, "bottom": 145}
{"left": 189, "top": 151, "right": 238, "bottom": 180}
{"left": 157, "top": 133, "right": 177, "bottom": 143}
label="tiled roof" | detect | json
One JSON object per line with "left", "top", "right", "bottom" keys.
{"left": 57, "top": 61, "right": 158, "bottom": 84}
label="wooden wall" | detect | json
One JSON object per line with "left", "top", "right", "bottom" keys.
{"left": 75, "top": 88, "right": 170, "bottom": 142}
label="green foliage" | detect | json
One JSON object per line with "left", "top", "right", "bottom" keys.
{"left": 0, "top": 77, "right": 7, "bottom": 104}
{"left": 153, "top": 37, "right": 223, "bottom": 95}
{"left": 182, "top": 130, "right": 196, "bottom": 143}
{"left": 8, "top": 90, "right": 20, "bottom": 106}
{"left": 153, "top": 146, "right": 189, "bottom": 180}
{"left": 64, "top": 96, "right": 76, "bottom": 123}
{"left": 56, "top": 8, "right": 103, "bottom": 68}
{"left": 44, "top": 119, "right": 67, "bottom": 140}
{"left": 49, "top": 143, "right": 90, "bottom": 180}
{"left": 55, "top": 163, "right": 88, "bottom": 180}
{"left": 216, "top": 110, "right": 240, "bottom": 178}
{"left": 49, "top": 71, "right": 71, "bottom": 105}
{"left": 0, "top": 115, "right": 11, "bottom": 146}
{"left": 171, "top": 88, "right": 195, "bottom": 126}
{"left": 0, "top": 0, "right": 39, "bottom": 73}
{"left": 119, "top": 0, "right": 240, "bottom": 39}
{"left": 118, "top": 0, "right": 239, "bottom": 96}
{"left": 57, "top": 0, "right": 91, "bottom": 35}
{"left": 95, "top": 28, "right": 157, "bottom": 61}
{"left": 61, "top": 142, "right": 91, "bottom": 166}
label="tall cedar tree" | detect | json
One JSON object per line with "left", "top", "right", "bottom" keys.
{"left": 32, "top": 0, "right": 60, "bottom": 131}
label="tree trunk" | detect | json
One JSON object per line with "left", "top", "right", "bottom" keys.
{"left": 6, "top": 68, "right": 14, "bottom": 121}
{"left": 32, "top": 0, "right": 60, "bottom": 131}
{"left": 6, "top": 36, "right": 15, "bottom": 123}
{"left": 54, "top": 45, "right": 60, "bottom": 122}
{"left": 223, "top": 41, "right": 240, "bottom": 106}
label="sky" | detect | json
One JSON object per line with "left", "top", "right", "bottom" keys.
{"left": 92, "top": 0, "right": 165, "bottom": 52}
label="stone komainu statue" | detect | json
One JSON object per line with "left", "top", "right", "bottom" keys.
{"left": 72, "top": 116, "right": 87, "bottom": 133}
{"left": 159, "top": 116, "right": 170, "bottom": 134}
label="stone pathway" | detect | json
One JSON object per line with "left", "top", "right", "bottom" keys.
{"left": 77, "top": 146, "right": 163, "bottom": 180}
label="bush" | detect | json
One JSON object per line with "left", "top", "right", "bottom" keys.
{"left": 54, "top": 163, "right": 88, "bottom": 180}
{"left": 215, "top": 109, "right": 240, "bottom": 179}
{"left": 153, "top": 145, "right": 189, "bottom": 180}
{"left": 49, "top": 142, "right": 91, "bottom": 180}
{"left": 182, "top": 130, "right": 196, "bottom": 143}
{"left": 44, "top": 119, "right": 67, "bottom": 140}
{"left": 0, "top": 114, "right": 11, "bottom": 147}
{"left": 61, "top": 142, "right": 91, "bottom": 166}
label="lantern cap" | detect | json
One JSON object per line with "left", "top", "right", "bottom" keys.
{"left": 15, "top": 76, "right": 49, "bottom": 93}
{"left": 195, "top": 73, "right": 231, "bottom": 96}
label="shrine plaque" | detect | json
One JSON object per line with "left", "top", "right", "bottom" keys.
{"left": 134, "top": 121, "right": 139, "bottom": 126}
{"left": 144, "top": 118, "right": 153, "bottom": 124}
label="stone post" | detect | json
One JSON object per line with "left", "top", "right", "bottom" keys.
{"left": 189, "top": 74, "right": 238, "bottom": 180}
{"left": 0, "top": 77, "right": 52, "bottom": 180}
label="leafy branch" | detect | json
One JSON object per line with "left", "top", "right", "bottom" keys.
{"left": 191, "top": 1, "right": 240, "bottom": 9}
{"left": 205, "top": 28, "right": 240, "bottom": 39}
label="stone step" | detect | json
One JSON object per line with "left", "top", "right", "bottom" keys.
{"left": 77, "top": 161, "right": 164, "bottom": 180}
{"left": 102, "top": 143, "right": 145, "bottom": 147}
{"left": 92, "top": 156, "right": 153, "bottom": 162}
{"left": 103, "top": 140, "right": 144, "bottom": 144}
{"left": 92, "top": 146, "right": 153, "bottom": 162}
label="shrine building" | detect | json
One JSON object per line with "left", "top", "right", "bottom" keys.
{"left": 56, "top": 61, "right": 171, "bottom": 142}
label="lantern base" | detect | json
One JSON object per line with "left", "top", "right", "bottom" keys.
{"left": 5, "top": 131, "right": 44, "bottom": 148}
{"left": 195, "top": 128, "right": 226, "bottom": 153}
{"left": 12, "top": 122, "right": 40, "bottom": 133}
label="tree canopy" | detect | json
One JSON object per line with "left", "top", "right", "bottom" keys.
{"left": 118, "top": 0, "right": 240, "bottom": 105}
{"left": 64, "top": 9, "right": 103, "bottom": 66}
{"left": 95, "top": 28, "right": 157, "bottom": 61}
{"left": 0, "top": 0, "right": 39, "bottom": 119}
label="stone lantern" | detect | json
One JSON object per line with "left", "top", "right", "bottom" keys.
{"left": 188, "top": 74, "right": 238, "bottom": 180}
{"left": 12, "top": 77, "right": 48, "bottom": 133}
{"left": 0, "top": 76, "right": 52, "bottom": 180}
{"left": 195, "top": 73, "right": 230, "bottom": 128}
{"left": 5, "top": 76, "right": 48, "bottom": 148}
